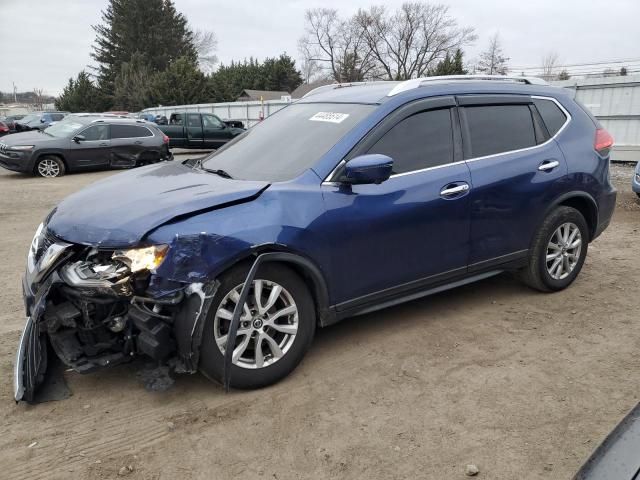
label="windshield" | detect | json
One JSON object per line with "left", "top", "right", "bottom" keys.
{"left": 201, "top": 103, "right": 375, "bottom": 182}
{"left": 44, "top": 117, "right": 90, "bottom": 138}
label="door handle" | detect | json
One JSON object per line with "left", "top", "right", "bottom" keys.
{"left": 538, "top": 160, "right": 560, "bottom": 171}
{"left": 99, "top": 142, "right": 108, "bottom": 147}
{"left": 440, "top": 183, "right": 470, "bottom": 196}
{"left": 134, "top": 140, "right": 143, "bottom": 145}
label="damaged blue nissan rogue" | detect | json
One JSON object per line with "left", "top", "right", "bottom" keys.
{"left": 15, "top": 76, "right": 616, "bottom": 402}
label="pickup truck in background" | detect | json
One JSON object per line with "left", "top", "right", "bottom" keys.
{"left": 158, "top": 112, "right": 245, "bottom": 149}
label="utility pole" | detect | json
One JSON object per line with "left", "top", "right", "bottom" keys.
{"left": 12, "top": 81, "right": 17, "bottom": 103}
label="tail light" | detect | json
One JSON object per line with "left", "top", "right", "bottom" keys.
{"left": 162, "top": 134, "right": 169, "bottom": 145}
{"left": 594, "top": 128, "right": 614, "bottom": 156}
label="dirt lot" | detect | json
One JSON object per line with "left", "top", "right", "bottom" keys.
{"left": 0, "top": 161, "right": 639, "bottom": 479}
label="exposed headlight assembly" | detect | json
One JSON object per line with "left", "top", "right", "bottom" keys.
{"left": 113, "top": 245, "right": 169, "bottom": 273}
{"left": 28, "top": 222, "right": 45, "bottom": 262}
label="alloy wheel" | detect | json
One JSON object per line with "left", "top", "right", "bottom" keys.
{"left": 214, "top": 279, "right": 299, "bottom": 369}
{"left": 546, "top": 222, "right": 582, "bottom": 280}
{"left": 37, "top": 159, "right": 61, "bottom": 177}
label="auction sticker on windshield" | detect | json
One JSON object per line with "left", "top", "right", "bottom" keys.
{"left": 309, "top": 112, "right": 350, "bottom": 124}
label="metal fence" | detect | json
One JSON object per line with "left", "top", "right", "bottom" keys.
{"left": 553, "top": 75, "right": 640, "bottom": 162}
{"left": 142, "top": 99, "right": 291, "bottom": 129}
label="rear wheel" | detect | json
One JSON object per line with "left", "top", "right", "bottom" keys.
{"left": 199, "top": 263, "right": 315, "bottom": 389}
{"left": 35, "top": 156, "right": 65, "bottom": 177}
{"left": 518, "top": 206, "right": 589, "bottom": 292}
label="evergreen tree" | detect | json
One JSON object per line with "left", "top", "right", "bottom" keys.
{"left": 92, "top": 0, "right": 197, "bottom": 100}
{"left": 55, "top": 71, "right": 107, "bottom": 112}
{"left": 112, "top": 53, "right": 154, "bottom": 111}
{"left": 150, "top": 57, "right": 211, "bottom": 106}
{"left": 208, "top": 55, "right": 303, "bottom": 102}
{"left": 429, "top": 49, "right": 467, "bottom": 76}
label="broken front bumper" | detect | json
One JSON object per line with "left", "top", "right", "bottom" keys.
{"left": 14, "top": 231, "right": 218, "bottom": 403}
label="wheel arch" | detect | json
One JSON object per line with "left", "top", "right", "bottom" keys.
{"left": 34, "top": 151, "right": 68, "bottom": 173}
{"left": 221, "top": 245, "right": 334, "bottom": 327}
{"left": 550, "top": 191, "right": 598, "bottom": 240}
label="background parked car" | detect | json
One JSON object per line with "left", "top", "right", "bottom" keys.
{"left": 0, "top": 116, "right": 171, "bottom": 177}
{"left": 0, "top": 121, "right": 9, "bottom": 137}
{"left": 15, "top": 112, "right": 69, "bottom": 132}
{"left": 633, "top": 161, "right": 640, "bottom": 198}
{"left": 159, "top": 111, "right": 244, "bottom": 149}
{"left": 2, "top": 114, "right": 25, "bottom": 132}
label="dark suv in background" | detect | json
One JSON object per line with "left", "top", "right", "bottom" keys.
{"left": 0, "top": 116, "right": 171, "bottom": 177}
{"left": 15, "top": 111, "right": 69, "bottom": 132}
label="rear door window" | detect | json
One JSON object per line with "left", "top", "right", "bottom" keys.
{"left": 463, "top": 105, "right": 536, "bottom": 158}
{"left": 111, "top": 124, "right": 152, "bottom": 138}
{"left": 533, "top": 98, "right": 568, "bottom": 136}
{"left": 51, "top": 114, "right": 65, "bottom": 121}
{"left": 366, "top": 108, "right": 454, "bottom": 174}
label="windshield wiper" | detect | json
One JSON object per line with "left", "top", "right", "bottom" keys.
{"left": 201, "top": 167, "right": 234, "bottom": 179}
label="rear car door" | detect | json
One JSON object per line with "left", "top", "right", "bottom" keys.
{"left": 321, "top": 97, "right": 472, "bottom": 308}
{"left": 459, "top": 95, "right": 569, "bottom": 269}
{"left": 202, "top": 114, "right": 232, "bottom": 149}
{"left": 186, "top": 114, "right": 204, "bottom": 148}
{"left": 110, "top": 124, "right": 156, "bottom": 167}
{"left": 67, "top": 124, "right": 111, "bottom": 168}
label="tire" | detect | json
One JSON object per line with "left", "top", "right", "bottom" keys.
{"left": 517, "top": 206, "right": 589, "bottom": 292}
{"left": 34, "top": 156, "right": 65, "bottom": 177}
{"left": 199, "top": 263, "right": 316, "bottom": 389}
{"left": 636, "top": 192, "right": 640, "bottom": 199}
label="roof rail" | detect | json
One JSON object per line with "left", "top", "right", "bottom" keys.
{"left": 387, "top": 75, "right": 548, "bottom": 97}
{"left": 302, "top": 81, "right": 393, "bottom": 99}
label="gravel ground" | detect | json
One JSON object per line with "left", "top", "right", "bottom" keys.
{"left": 0, "top": 159, "right": 639, "bottom": 479}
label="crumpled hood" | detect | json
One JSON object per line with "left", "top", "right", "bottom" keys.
{"left": 47, "top": 161, "right": 269, "bottom": 248}
{"left": 1, "top": 131, "right": 55, "bottom": 145}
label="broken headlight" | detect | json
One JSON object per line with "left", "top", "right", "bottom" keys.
{"left": 29, "top": 222, "right": 45, "bottom": 259}
{"left": 112, "top": 245, "right": 169, "bottom": 273}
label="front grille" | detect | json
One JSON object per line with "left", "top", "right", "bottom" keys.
{"left": 0, "top": 142, "right": 7, "bottom": 155}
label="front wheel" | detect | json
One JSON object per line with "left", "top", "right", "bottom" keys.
{"left": 199, "top": 263, "right": 316, "bottom": 389}
{"left": 34, "top": 156, "right": 65, "bottom": 177}
{"left": 518, "top": 206, "right": 589, "bottom": 292}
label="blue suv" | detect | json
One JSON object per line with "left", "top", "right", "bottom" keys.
{"left": 15, "top": 76, "right": 616, "bottom": 402}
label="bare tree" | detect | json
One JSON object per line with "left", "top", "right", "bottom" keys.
{"left": 33, "top": 88, "right": 45, "bottom": 110}
{"left": 541, "top": 52, "right": 559, "bottom": 80}
{"left": 476, "top": 33, "right": 509, "bottom": 75}
{"left": 301, "top": 8, "right": 380, "bottom": 82}
{"left": 192, "top": 29, "right": 218, "bottom": 74}
{"left": 355, "top": 3, "right": 475, "bottom": 80}
{"left": 298, "top": 37, "right": 323, "bottom": 83}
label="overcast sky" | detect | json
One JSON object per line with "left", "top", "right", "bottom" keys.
{"left": 1, "top": 0, "right": 638, "bottom": 96}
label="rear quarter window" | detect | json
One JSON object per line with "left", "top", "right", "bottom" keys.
{"left": 111, "top": 124, "right": 153, "bottom": 138}
{"left": 533, "top": 98, "right": 568, "bottom": 136}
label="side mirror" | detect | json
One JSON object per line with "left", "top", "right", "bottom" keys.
{"left": 342, "top": 154, "right": 393, "bottom": 185}
{"left": 73, "top": 135, "right": 86, "bottom": 143}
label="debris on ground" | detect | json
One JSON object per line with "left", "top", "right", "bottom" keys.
{"left": 465, "top": 464, "right": 479, "bottom": 476}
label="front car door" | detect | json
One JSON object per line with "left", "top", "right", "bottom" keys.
{"left": 67, "top": 124, "right": 111, "bottom": 168}
{"left": 321, "top": 97, "right": 472, "bottom": 310}
{"left": 202, "top": 114, "right": 232, "bottom": 149}
{"left": 459, "top": 94, "right": 569, "bottom": 270}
